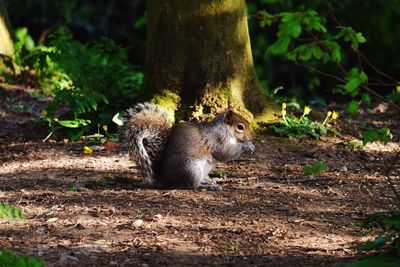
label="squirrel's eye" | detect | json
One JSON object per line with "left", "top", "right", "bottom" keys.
{"left": 236, "top": 123, "right": 245, "bottom": 131}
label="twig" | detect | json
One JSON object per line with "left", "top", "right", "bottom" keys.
{"left": 42, "top": 131, "right": 53, "bottom": 142}
{"left": 294, "top": 62, "right": 400, "bottom": 112}
{"left": 358, "top": 51, "right": 400, "bottom": 84}
{"left": 281, "top": 177, "right": 334, "bottom": 184}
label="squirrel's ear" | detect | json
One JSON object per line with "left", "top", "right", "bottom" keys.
{"left": 223, "top": 109, "right": 234, "bottom": 124}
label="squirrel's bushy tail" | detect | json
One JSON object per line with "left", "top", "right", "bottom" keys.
{"left": 120, "top": 103, "right": 172, "bottom": 180}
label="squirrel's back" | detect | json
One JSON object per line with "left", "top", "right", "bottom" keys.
{"left": 120, "top": 103, "right": 172, "bottom": 179}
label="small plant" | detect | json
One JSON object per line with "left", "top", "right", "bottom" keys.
{"left": 0, "top": 203, "right": 27, "bottom": 221}
{"left": 343, "top": 128, "right": 391, "bottom": 150}
{"left": 0, "top": 249, "right": 45, "bottom": 267}
{"left": 273, "top": 103, "right": 338, "bottom": 139}
{"left": 4, "top": 27, "right": 143, "bottom": 140}
{"left": 225, "top": 240, "right": 240, "bottom": 254}
{"left": 344, "top": 139, "right": 364, "bottom": 149}
{"left": 303, "top": 161, "right": 326, "bottom": 176}
{"left": 257, "top": 9, "right": 397, "bottom": 115}
{"left": 362, "top": 127, "right": 392, "bottom": 145}
{"left": 343, "top": 206, "right": 400, "bottom": 267}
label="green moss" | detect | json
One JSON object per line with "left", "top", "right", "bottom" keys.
{"left": 150, "top": 89, "right": 181, "bottom": 122}
{"left": 253, "top": 105, "right": 281, "bottom": 129}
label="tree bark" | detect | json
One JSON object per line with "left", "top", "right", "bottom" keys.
{"left": 143, "top": 0, "right": 278, "bottom": 123}
{"left": 0, "top": 0, "right": 15, "bottom": 73}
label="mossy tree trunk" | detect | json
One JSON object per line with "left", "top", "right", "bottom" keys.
{"left": 0, "top": 0, "right": 15, "bottom": 73}
{"left": 143, "top": 0, "right": 278, "bottom": 123}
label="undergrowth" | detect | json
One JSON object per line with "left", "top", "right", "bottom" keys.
{"left": 0, "top": 203, "right": 27, "bottom": 221}
{"left": 0, "top": 249, "right": 44, "bottom": 267}
{"left": 272, "top": 103, "right": 338, "bottom": 139}
{"left": 4, "top": 27, "right": 143, "bottom": 140}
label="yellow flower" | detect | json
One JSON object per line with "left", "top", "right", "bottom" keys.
{"left": 332, "top": 111, "right": 339, "bottom": 120}
{"left": 83, "top": 146, "right": 93, "bottom": 154}
{"left": 303, "top": 106, "right": 312, "bottom": 115}
{"left": 396, "top": 86, "right": 400, "bottom": 93}
{"left": 102, "top": 125, "right": 108, "bottom": 132}
{"left": 282, "top": 103, "right": 287, "bottom": 109}
{"left": 327, "top": 111, "right": 332, "bottom": 117}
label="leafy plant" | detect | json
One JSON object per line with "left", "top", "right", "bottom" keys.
{"left": 273, "top": 103, "right": 338, "bottom": 139}
{"left": 344, "top": 139, "right": 364, "bottom": 149}
{"left": 303, "top": 161, "right": 326, "bottom": 176}
{"left": 343, "top": 255, "right": 400, "bottom": 267}
{"left": 257, "top": 8, "right": 385, "bottom": 115}
{"left": 0, "top": 203, "right": 27, "bottom": 220}
{"left": 342, "top": 205, "right": 400, "bottom": 266}
{"left": 0, "top": 249, "right": 44, "bottom": 267}
{"left": 362, "top": 127, "right": 392, "bottom": 145}
{"left": 42, "top": 28, "right": 143, "bottom": 139}
{"left": 225, "top": 241, "right": 240, "bottom": 254}
{"left": 5, "top": 27, "right": 143, "bottom": 140}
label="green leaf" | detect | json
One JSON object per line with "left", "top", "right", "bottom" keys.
{"left": 303, "top": 165, "right": 314, "bottom": 176}
{"left": 344, "top": 255, "right": 400, "bottom": 267}
{"left": 58, "top": 119, "right": 90, "bottom": 128}
{"left": 356, "top": 32, "right": 367, "bottom": 44}
{"left": 361, "top": 93, "right": 371, "bottom": 106}
{"left": 313, "top": 161, "right": 326, "bottom": 173}
{"left": 0, "top": 249, "right": 45, "bottom": 267}
{"left": 287, "top": 43, "right": 325, "bottom": 61}
{"left": 259, "top": 11, "right": 275, "bottom": 27}
{"left": 267, "top": 36, "right": 291, "bottom": 55}
{"left": 112, "top": 113, "right": 124, "bottom": 126}
{"left": 346, "top": 101, "right": 359, "bottom": 115}
{"left": 335, "top": 26, "right": 367, "bottom": 51}
{"left": 303, "top": 161, "right": 326, "bottom": 176}
{"left": 363, "top": 128, "right": 392, "bottom": 145}
{"left": 0, "top": 203, "right": 27, "bottom": 220}
{"left": 360, "top": 235, "right": 392, "bottom": 251}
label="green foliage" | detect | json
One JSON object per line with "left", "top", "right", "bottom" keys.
{"left": 362, "top": 127, "right": 392, "bottom": 145}
{"left": 43, "top": 28, "right": 142, "bottom": 139}
{"left": 7, "top": 27, "right": 143, "bottom": 140}
{"left": 303, "top": 161, "right": 326, "bottom": 176}
{"left": 335, "top": 26, "right": 367, "bottom": 51}
{"left": 225, "top": 241, "right": 240, "bottom": 254}
{"left": 337, "top": 68, "right": 368, "bottom": 97}
{"left": 344, "top": 255, "right": 400, "bottom": 267}
{"left": 346, "top": 100, "right": 359, "bottom": 115}
{"left": 0, "top": 249, "right": 44, "bottom": 267}
{"left": 344, "top": 139, "right": 364, "bottom": 149}
{"left": 258, "top": 7, "right": 371, "bottom": 114}
{"left": 359, "top": 205, "right": 400, "bottom": 252}
{"left": 273, "top": 104, "right": 338, "bottom": 139}
{"left": 0, "top": 203, "right": 27, "bottom": 221}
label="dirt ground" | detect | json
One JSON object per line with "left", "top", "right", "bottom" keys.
{"left": 0, "top": 86, "right": 399, "bottom": 266}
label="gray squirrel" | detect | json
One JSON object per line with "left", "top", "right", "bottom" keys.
{"left": 120, "top": 103, "right": 255, "bottom": 191}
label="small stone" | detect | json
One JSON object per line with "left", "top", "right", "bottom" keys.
{"left": 133, "top": 219, "right": 144, "bottom": 228}
{"left": 46, "top": 217, "right": 58, "bottom": 223}
{"left": 340, "top": 166, "right": 348, "bottom": 172}
{"left": 154, "top": 214, "right": 163, "bottom": 220}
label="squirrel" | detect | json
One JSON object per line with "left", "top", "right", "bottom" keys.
{"left": 120, "top": 102, "right": 255, "bottom": 191}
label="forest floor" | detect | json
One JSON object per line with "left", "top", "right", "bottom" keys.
{"left": 0, "top": 86, "right": 399, "bottom": 266}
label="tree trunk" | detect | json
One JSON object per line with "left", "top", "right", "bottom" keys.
{"left": 0, "top": 0, "right": 15, "bottom": 73}
{"left": 143, "top": 0, "right": 278, "bottom": 123}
